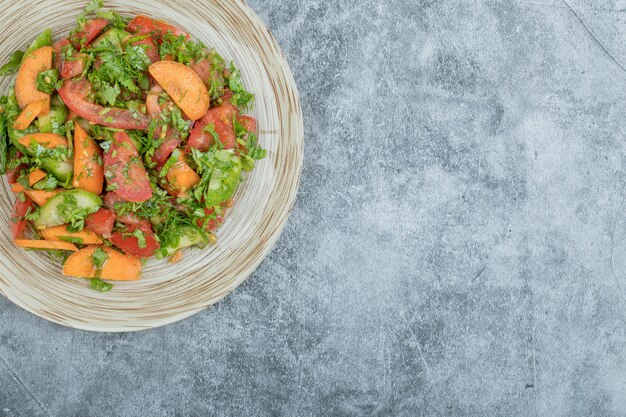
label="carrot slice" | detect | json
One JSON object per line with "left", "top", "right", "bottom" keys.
{"left": 14, "top": 239, "right": 78, "bottom": 251}
{"left": 15, "top": 46, "right": 52, "bottom": 114}
{"left": 72, "top": 123, "right": 103, "bottom": 194}
{"left": 24, "top": 188, "right": 63, "bottom": 206}
{"left": 11, "top": 183, "right": 26, "bottom": 193}
{"left": 18, "top": 133, "right": 68, "bottom": 149}
{"left": 13, "top": 99, "right": 47, "bottom": 130}
{"left": 41, "top": 225, "right": 102, "bottom": 244}
{"left": 63, "top": 246, "right": 142, "bottom": 281}
{"left": 28, "top": 169, "right": 47, "bottom": 186}
{"left": 166, "top": 153, "right": 200, "bottom": 196}
{"left": 148, "top": 61, "right": 209, "bottom": 121}
{"left": 170, "top": 249, "right": 183, "bottom": 264}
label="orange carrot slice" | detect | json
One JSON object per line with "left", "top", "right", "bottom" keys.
{"left": 11, "top": 183, "right": 26, "bottom": 193}
{"left": 166, "top": 153, "right": 200, "bottom": 196}
{"left": 41, "top": 225, "right": 102, "bottom": 244}
{"left": 24, "top": 188, "right": 63, "bottom": 206}
{"left": 169, "top": 249, "right": 183, "bottom": 263}
{"left": 148, "top": 61, "right": 209, "bottom": 121}
{"left": 13, "top": 99, "right": 47, "bottom": 130}
{"left": 18, "top": 133, "right": 68, "bottom": 149}
{"left": 63, "top": 246, "right": 142, "bottom": 281}
{"left": 15, "top": 46, "right": 52, "bottom": 114}
{"left": 72, "top": 123, "right": 103, "bottom": 194}
{"left": 28, "top": 169, "right": 47, "bottom": 186}
{"left": 14, "top": 239, "right": 78, "bottom": 251}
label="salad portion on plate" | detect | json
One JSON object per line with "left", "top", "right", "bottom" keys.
{"left": 0, "top": 0, "right": 265, "bottom": 291}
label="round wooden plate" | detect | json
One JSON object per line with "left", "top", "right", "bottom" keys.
{"left": 0, "top": 0, "right": 303, "bottom": 331}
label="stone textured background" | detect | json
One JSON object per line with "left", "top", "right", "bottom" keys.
{"left": 2, "top": 0, "right": 626, "bottom": 415}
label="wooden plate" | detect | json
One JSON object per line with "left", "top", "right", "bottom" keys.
{"left": 0, "top": 0, "right": 303, "bottom": 331}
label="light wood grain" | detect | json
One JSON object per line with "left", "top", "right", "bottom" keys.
{"left": 0, "top": 0, "right": 303, "bottom": 331}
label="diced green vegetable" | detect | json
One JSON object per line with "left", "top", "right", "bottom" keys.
{"left": 36, "top": 105, "right": 68, "bottom": 134}
{"left": 155, "top": 224, "right": 208, "bottom": 259}
{"left": 93, "top": 28, "right": 130, "bottom": 49}
{"left": 42, "top": 158, "right": 73, "bottom": 183}
{"left": 34, "top": 190, "right": 102, "bottom": 230}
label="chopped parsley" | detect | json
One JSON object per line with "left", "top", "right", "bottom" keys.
{"left": 36, "top": 69, "right": 61, "bottom": 94}
{"left": 90, "top": 278, "right": 113, "bottom": 292}
{"left": 0, "top": 50, "right": 24, "bottom": 76}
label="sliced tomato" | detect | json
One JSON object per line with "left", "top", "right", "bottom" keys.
{"left": 103, "top": 192, "right": 147, "bottom": 227}
{"left": 85, "top": 208, "right": 116, "bottom": 238}
{"left": 126, "top": 15, "right": 188, "bottom": 42}
{"left": 153, "top": 129, "right": 182, "bottom": 167}
{"left": 238, "top": 115, "right": 257, "bottom": 135}
{"left": 189, "top": 58, "right": 214, "bottom": 85}
{"left": 196, "top": 207, "right": 224, "bottom": 232}
{"left": 60, "top": 53, "right": 87, "bottom": 79}
{"left": 187, "top": 103, "right": 237, "bottom": 151}
{"left": 70, "top": 18, "right": 108, "bottom": 50}
{"left": 146, "top": 84, "right": 167, "bottom": 118}
{"left": 110, "top": 223, "right": 160, "bottom": 257}
{"left": 11, "top": 197, "right": 34, "bottom": 239}
{"left": 59, "top": 79, "right": 150, "bottom": 130}
{"left": 132, "top": 36, "right": 159, "bottom": 63}
{"left": 220, "top": 90, "right": 233, "bottom": 103}
{"left": 104, "top": 132, "right": 152, "bottom": 203}
{"left": 53, "top": 38, "right": 70, "bottom": 73}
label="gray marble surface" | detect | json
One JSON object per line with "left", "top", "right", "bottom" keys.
{"left": 2, "top": 0, "right": 626, "bottom": 415}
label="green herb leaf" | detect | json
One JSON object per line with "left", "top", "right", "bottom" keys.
{"left": 0, "top": 115, "right": 7, "bottom": 174}
{"left": 91, "top": 246, "right": 108, "bottom": 269}
{"left": 36, "top": 69, "right": 61, "bottom": 94}
{"left": 85, "top": 0, "right": 104, "bottom": 14}
{"left": 90, "top": 277, "right": 113, "bottom": 292}
{"left": 59, "top": 236, "right": 84, "bottom": 244}
{"left": 23, "top": 29, "right": 52, "bottom": 59}
{"left": 131, "top": 229, "right": 147, "bottom": 249}
{"left": 0, "top": 51, "right": 25, "bottom": 76}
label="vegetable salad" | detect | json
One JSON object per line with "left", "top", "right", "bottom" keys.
{"left": 0, "top": 0, "right": 265, "bottom": 291}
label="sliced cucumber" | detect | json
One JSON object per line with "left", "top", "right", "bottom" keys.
{"left": 156, "top": 225, "right": 209, "bottom": 259}
{"left": 42, "top": 158, "right": 73, "bottom": 183}
{"left": 93, "top": 28, "right": 130, "bottom": 49}
{"left": 34, "top": 190, "right": 102, "bottom": 230}
{"left": 37, "top": 105, "right": 68, "bottom": 134}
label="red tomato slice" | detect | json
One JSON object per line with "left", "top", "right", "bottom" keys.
{"left": 238, "top": 115, "right": 257, "bottom": 135}
{"left": 190, "top": 59, "right": 212, "bottom": 85}
{"left": 103, "top": 132, "right": 153, "bottom": 203}
{"left": 103, "top": 192, "right": 149, "bottom": 227}
{"left": 70, "top": 18, "right": 108, "bottom": 51}
{"left": 146, "top": 84, "right": 168, "bottom": 119}
{"left": 187, "top": 103, "right": 237, "bottom": 151}
{"left": 11, "top": 197, "right": 33, "bottom": 239}
{"left": 131, "top": 36, "right": 159, "bottom": 63}
{"left": 60, "top": 53, "right": 87, "bottom": 79}
{"left": 220, "top": 90, "right": 233, "bottom": 103}
{"left": 153, "top": 129, "right": 182, "bottom": 167}
{"left": 59, "top": 79, "right": 150, "bottom": 130}
{"left": 196, "top": 207, "right": 224, "bottom": 232}
{"left": 85, "top": 208, "right": 116, "bottom": 238}
{"left": 110, "top": 223, "right": 160, "bottom": 257}
{"left": 53, "top": 38, "right": 70, "bottom": 73}
{"left": 126, "top": 15, "right": 189, "bottom": 42}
